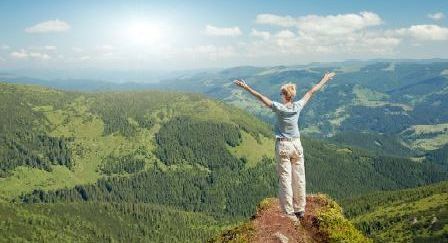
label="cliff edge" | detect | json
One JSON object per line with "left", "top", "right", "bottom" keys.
{"left": 211, "top": 193, "right": 370, "bottom": 243}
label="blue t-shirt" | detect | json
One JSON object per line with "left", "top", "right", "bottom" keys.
{"left": 271, "top": 99, "right": 305, "bottom": 138}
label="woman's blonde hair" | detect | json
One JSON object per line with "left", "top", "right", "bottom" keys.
{"left": 281, "top": 83, "right": 296, "bottom": 100}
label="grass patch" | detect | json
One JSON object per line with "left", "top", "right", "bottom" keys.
{"left": 227, "top": 131, "right": 274, "bottom": 168}
{"left": 353, "top": 85, "right": 412, "bottom": 111}
{"left": 314, "top": 194, "right": 372, "bottom": 243}
{"left": 402, "top": 123, "right": 448, "bottom": 150}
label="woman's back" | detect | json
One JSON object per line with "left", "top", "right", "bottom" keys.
{"left": 271, "top": 99, "right": 306, "bottom": 138}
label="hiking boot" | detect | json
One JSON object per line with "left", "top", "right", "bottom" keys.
{"left": 285, "top": 213, "right": 299, "bottom": 223}
{"left": 294, "top": 211, "right": 305, "bottom": 220}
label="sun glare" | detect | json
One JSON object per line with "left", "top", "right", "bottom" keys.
{"left": 126, "top": 21, "right": 163, "bottom": 45}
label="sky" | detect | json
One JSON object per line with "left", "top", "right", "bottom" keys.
{"left": 0, "top": 0, "right": 448, "bottom": 72}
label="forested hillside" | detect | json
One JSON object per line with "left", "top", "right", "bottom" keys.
{"left": 341, "top": 181, "right": 448, "bottom": 242}
{"left": 0, "top": 82, "right": 447, "bottom": 242}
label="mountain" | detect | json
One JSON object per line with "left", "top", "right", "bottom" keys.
{"left": 2, "top": 60, "right": 448, "bottom": 158}
{"left": 341, "top": 181, "right": 448, "bottom": 242}
{"left": 0, "top": 82, "right": 447, "bottom": 242}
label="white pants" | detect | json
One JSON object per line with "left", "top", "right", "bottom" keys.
{"left": 275, "top": 138, "right": 306, "bottom": 214}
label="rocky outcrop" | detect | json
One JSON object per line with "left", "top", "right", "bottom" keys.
{"left": 211, "top": 194, "right": 370, "bottom": 243}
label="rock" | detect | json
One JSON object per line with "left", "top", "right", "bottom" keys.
{"left": 274, "top": 232, "right": 289, "bottom": 243}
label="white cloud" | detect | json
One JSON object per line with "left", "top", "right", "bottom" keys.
{"left": 273, "top": 30, "right": 298, "bottom": 52}
{"left": 1, "top": 44, "right": 10, "bottom": 50}
{"left": 256, "top": 12, "right": 382, "bottom": 35}
{"left": 395, "top": 24, "right": 448, "bottom": 41}
{"left": 96, "top": 45, "right": 114, "bottom": 51}
{"left": 275, "top": 30, "right": 295, "bottom": 39}
{"left": 246, "top": 31, "right": 401, "bottom": 59}
{"left": 204, "top": 25, "right": 242, "bottom": 37}
{"left": 250, "top": 29, "right": 271, "bottom": 40}
{"left": 363, "top": 36, "right": 401, "bottom": 46}
{"left": 79, "top": 56, "right": 91, "bottom": 61}
{"left": 10, "top": 49, "right": 51, "bottom": 60}
{"left": 25, "top": 19, "right": 70, "bottom": 33}
{"left": 298, "top": 11, "right": 382, "bottom": 35}
{"left": 10, "top": 49, "right": 28, "bottom": 59}
{"left": 72, "top": 47, "right": 84, "bottom": 53}
{"left": 249, "top": 12, "right": 398, "bottom": 58}
{"left": 428, "top": 12, "right": 445, "bottom": 21}
{"left": 29, "top": 52, "right": 51, "bottom": 60}
{"left": 184, "top": 44, "right": 237, "bottom": 60}
{"left": 255, "top": 14, "right": 297, "bottom": 27}
{"left": 44, "top": 45, "right": 57, "bottom": 51}
{"left": 28, "top": 45, "right": 57, "bottom": 51}
{"left": 248, "top": 11, "right": 447, "bottom": 60}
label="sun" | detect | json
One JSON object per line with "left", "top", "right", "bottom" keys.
{"left": 126, "top": 21, "right": 163, "bottom": 45}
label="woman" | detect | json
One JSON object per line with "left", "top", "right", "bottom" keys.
{"left": 234, "top": 72, "right": 336, "bottom": 222}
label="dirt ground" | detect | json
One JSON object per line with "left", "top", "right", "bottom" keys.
{"left": 252, "top": 195, "right": 328, "bottom": 243}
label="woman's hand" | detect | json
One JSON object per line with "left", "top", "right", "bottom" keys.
{"left": 233, "top": 79, "right": 249, "bottom": 90}
{"left": 300, "top": 72, "right": 336, "bottom": 106}
{"left": 233, "top": 79, "right": 272, "bottom": 108}
{"left": 322, "top": 72, "right": 336, "bottom": 82}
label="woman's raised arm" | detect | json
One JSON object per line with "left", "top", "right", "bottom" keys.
{"left": 234, "top": 79, "right": 273, "bottom": 108}
{"left": 300, "top": 72, "right": 336, "bottom": 106}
